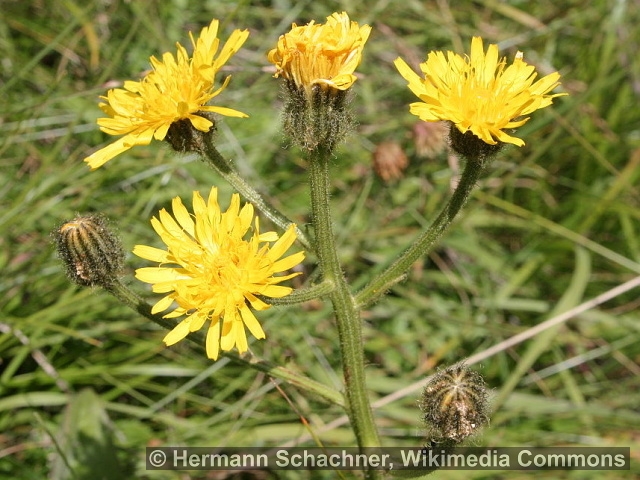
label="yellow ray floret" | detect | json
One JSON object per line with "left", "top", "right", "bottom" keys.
{"left": 395, "top": 37, "right": 567, "bottom": 146}
{"left": 134, "top": 188, "right": 305, "bottom": 360}
{"left": 267, "top": 11, "right": 371, "bottom": 95}
{"left": 85, "top": 19, "right": 249, "bottom": 169}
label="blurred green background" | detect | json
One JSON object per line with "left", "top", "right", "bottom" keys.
{"left": 1, "top": 0, "right": 639, "bottom": 478}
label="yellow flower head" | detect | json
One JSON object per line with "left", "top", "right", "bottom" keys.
{"left": 133, "top": 188, "right": 305, "bottom": 360}
{"left": 85, "top": 20, "right": 249, "bottom": 169}
{"left": 267, "top": 12, "right": 371, "bottom": 96}
{"left": 394, "top": 37, "right": 566, "bottom": 147}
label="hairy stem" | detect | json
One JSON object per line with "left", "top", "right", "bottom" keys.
{"left": 307, "top": 146, "right": 381, "bottom": 458}
{"left": 355, "top": 158, "right": 484, "bottom": 308}
{"left": 199, "top": 137, "right": 312, "bottom": 251}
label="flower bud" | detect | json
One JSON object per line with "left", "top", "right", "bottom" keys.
{"left": 420, "top": 363, "right": 490, "bottom": 444}
{"left": 53, "top": 215, "right": 124, "bottom": 288}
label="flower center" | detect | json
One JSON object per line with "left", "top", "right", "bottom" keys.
{"left": 206, "top": 252, "right": 242, "bottom": 292}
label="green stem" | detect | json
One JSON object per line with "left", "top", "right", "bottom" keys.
{"left": 266, "top": 279, "right": 335, "bottom": 306}
{"left": 199, "top": 136, "right": 312, "bottom": 251}
{"left": 105, "top": 280, "right": 343, "bottom": 407}
{"left": 308, "top": 147, "right": 381, "bottom": 454}
{"left": 355, "top": 158, "right": 484, "bottom": 309}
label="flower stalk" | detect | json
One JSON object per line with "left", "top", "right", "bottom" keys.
{"left": 265, "top": 279, "right": 335, "bottom": 305}
{"left": 308, "top": 145, "right": 381, "bottom": 453}
{"left": 355, "top": 156, "right": 485, "bottom": 309}
{"left": 199, "top": 134, "right": 313, "bottom": 251}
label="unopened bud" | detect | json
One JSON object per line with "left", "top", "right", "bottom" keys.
{"left": 53, "top": 215, "right": 124, "bottom": 288}
{"left": 420, "top": 363, "right": 490, "bottom": 444}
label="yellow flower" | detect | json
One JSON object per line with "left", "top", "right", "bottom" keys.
{"left": 133, "top": 188, "right": 305, "bottom": 360}
{"left": 267, "top": 11, "right": 371, "bottom": 96}
{"left": 85, "top": 20, "right": 249, "bottom": 169}
{"left": 394, "top": 37, "right": 566, "bottom": 146}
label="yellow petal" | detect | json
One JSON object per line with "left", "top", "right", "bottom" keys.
{"left": 394, "top": 58, "right": 427, "bottom": 99}
{"left": 244, "top": 292, "right": 270, "bottom": 311}
{"left": 199, "top": 106, "right": 248, "bottom": 118}
{"left": 258, "top": 231, "right": 279, "bottom": 242}
{"left": 266, "top": 224, "right": 297, "bottom": 261}
{"left": 151, "top": 294, "right": 175, "bottom": 314}
{"left": 222, "top": 193, "right": 241, "bottom": 233}
{"left": 187, "top": 114, "right": 214, "bottom": 132}
{"left": 171, "top": 196, "right": 195, "bottom": 237}
{"left": 188, "top": 312, "right": 208, "bottom": 332}
{"left": 264, "top": 272, "right": 300, "bottom": 284}
{"left": 239, "top": 304, "right": 265, "bottom": 340}
{"left": 272, "top": 251, "right": 306, "bottom": 273}
{"left": 135, "top": 266, "right": 181, "bottom": 284}
{"left": 164, "top": 309, "right": 185, "bottom": 319}
{"left": 85, "top": 136, "right": 134, "bottom": 170}
{"left": 260, "top": 284, "right": 294, "bottom": 298}
{"left": 220, "top": 310, "right": 247, "bottom": 353}
{"left": 163, "top": 320, "right": 190, "bottom": 346}
{"left": 212, "top": 29, "right": 250, "bottom": 71}
{"left": 133, "top": 244, "right": 170, "bottom": 263}
{"left": 205, "top": 318, "right": 221, "bottom": 360}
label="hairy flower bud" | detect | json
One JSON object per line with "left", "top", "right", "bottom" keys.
{"left": 420, "top": 363, "right": 490, "bottom": 445}
{"left": 53, "top": 215, "right": 124, "bottom": 288}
